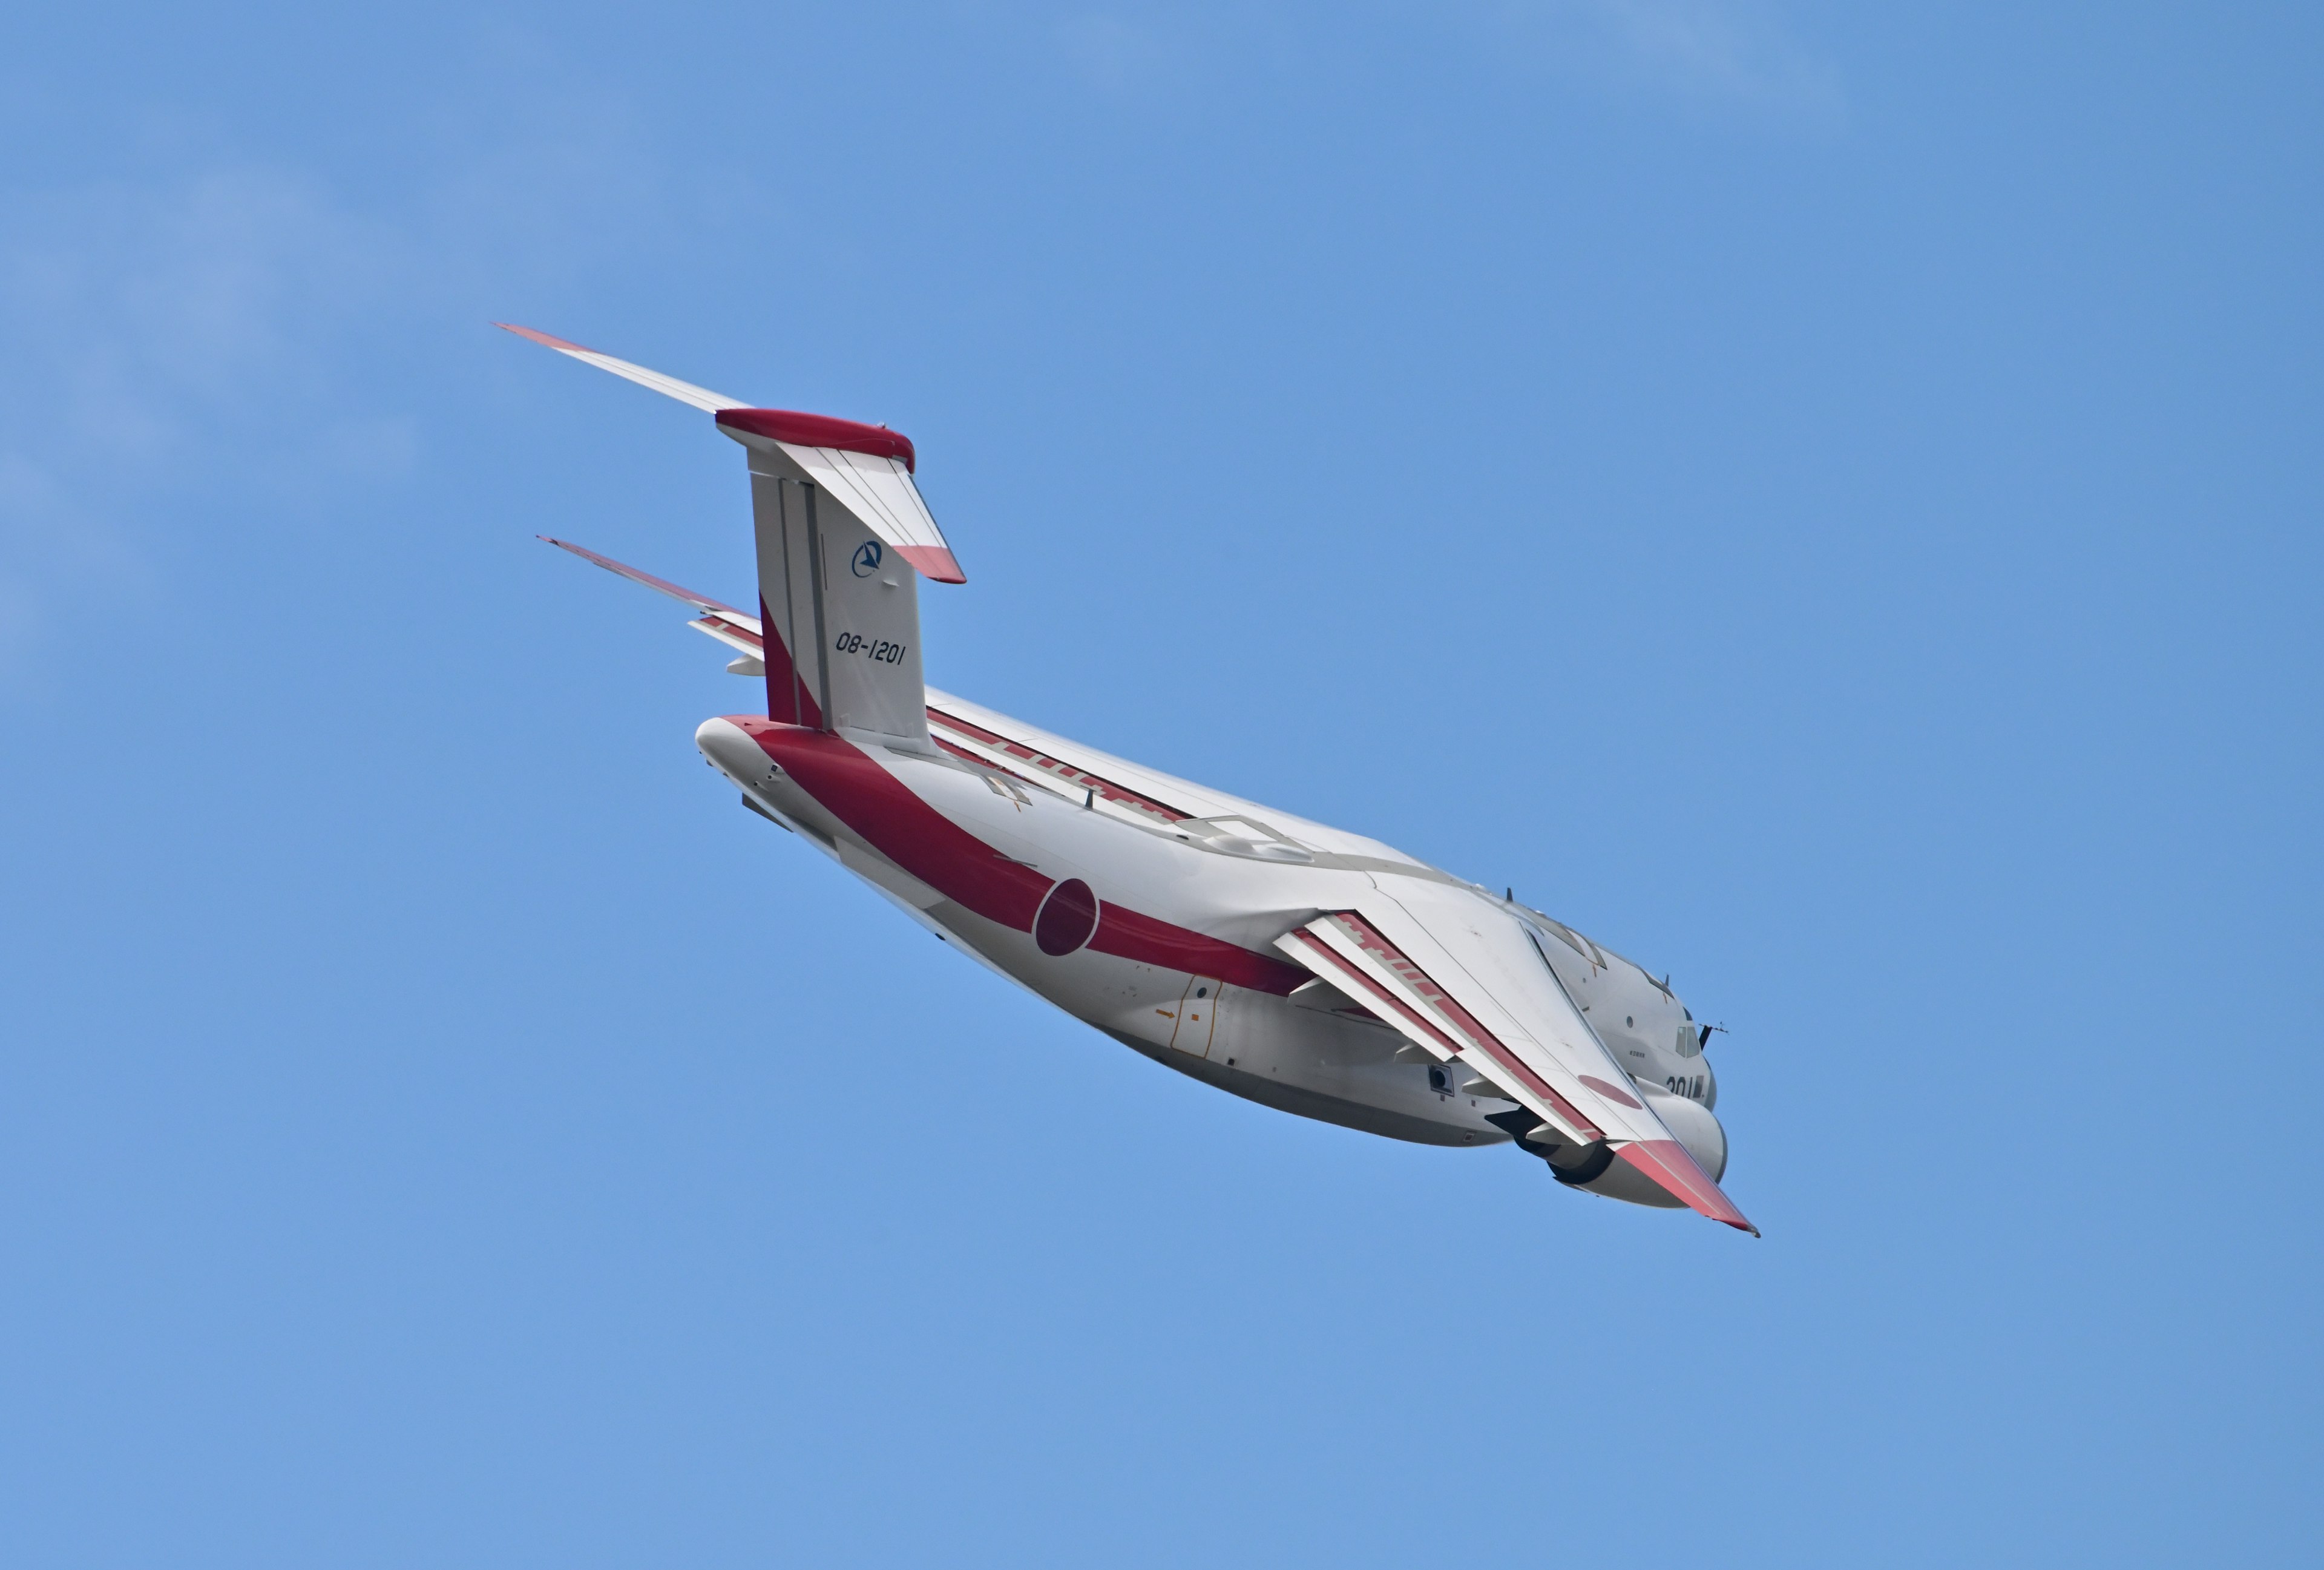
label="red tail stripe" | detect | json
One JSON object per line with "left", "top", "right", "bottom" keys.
{"left": 759, "top": 596, "right": 821, "bottom": 729}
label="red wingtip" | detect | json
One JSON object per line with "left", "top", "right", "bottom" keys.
{"left": 1616, "top": 1141, "right": 1759, "bottom": 1235}
{"left": 494, "top": 321, "right": 594, "bottom": 354}
{"left": 896, "top": 544, "right": 966, "bottom": 584}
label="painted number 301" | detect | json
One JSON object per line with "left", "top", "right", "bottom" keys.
{"left": 834, "top": 632, "right": 908, "bottom": 665}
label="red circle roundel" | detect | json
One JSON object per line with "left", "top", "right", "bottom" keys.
{"left": 1034, "top": 878, "right": 1099, "bottom": 956}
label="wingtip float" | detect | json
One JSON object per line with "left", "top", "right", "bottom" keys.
{"left": 507, "top": 325, "right": 1756, "bottom": 1236}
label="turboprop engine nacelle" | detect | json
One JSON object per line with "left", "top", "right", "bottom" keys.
{"left": 1636, "top": 1080, "right": 1728, "bottom": 1182}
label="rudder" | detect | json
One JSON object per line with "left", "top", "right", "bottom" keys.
{"left": 735, "top": 432, "right": 932, "bottom": 751}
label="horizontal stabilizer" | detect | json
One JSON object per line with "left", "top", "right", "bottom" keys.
{"left": 496, "top": 322, "right": 740, "bottom": 410}
{"left": 718, "top": 412, "right": 962, "bottom": 583}
{"left": 541, "top": 535, "right": 743, "bottom": 616}
{"left": 498, "top": 323, "right": 965, "bottom": 584}
{"left": 542, "top": 537, "right": 766, "bottom": 666}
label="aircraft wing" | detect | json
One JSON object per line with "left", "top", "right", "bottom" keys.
{"left": 1276, "top": 876, "right": 1756, "bottom": 1233}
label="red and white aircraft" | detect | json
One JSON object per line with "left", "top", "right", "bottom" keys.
{"left": 507, "top": 324, "right": 1756, "bottom": 1235}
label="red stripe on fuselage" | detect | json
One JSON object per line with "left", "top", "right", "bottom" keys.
{"left": 746, "top": 720, "right": 1046, "bottom": 928}
{"left": 733, "top": 718, "right": 1304, "bottom": 994}
{"left": 1090, "top": 902, "right": 1304, "bottom": 995}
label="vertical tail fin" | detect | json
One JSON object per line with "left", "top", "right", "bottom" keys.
{"left": 494, "top": 324, "right": 957, "bottom": 746}
{"left": 735, "top": 430, "right": 933, "bottom": 751}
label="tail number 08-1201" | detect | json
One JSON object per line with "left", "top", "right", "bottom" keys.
{"left": 834, "top": 632, "right": 908, "bottom": 666}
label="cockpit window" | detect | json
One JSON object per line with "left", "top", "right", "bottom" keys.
{"left": 1525, "top": 914, "right": 1600, "bottom": 965}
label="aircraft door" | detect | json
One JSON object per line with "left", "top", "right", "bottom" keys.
{"left": 1169, "top": 977, "right": 1226, "bottom": 1059}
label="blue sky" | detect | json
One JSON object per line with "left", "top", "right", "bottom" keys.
{"left": 2, "top": 4, "right": 2317, "bottom": 1565}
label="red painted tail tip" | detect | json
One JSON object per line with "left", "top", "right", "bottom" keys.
{"left": 896, "top": 544, "right": 966, "bottom": 584}
{"left": 494, "top": 321, "right": 593, "bottom": 354}
{"left": 1616, "top": 1140, "right": 1759, "bottom": 1236}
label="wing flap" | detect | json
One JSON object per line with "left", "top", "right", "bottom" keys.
{"left": 1360, "top": 878, "right": 1667, "bottom": 1141}
{"left": 1278, "top": 880, "right": 1758, "bottom": 1235}
{"left": 1278, "top": 915, "right": 1604, "bottom": 1145}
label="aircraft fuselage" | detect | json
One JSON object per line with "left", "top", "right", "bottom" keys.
{"left": 695, "top": 703, "right": 1716, "bottom": 1157}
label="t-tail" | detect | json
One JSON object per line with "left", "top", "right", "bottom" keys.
{"left": 495, "top": 322, "right": 959, "bottom": 753}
